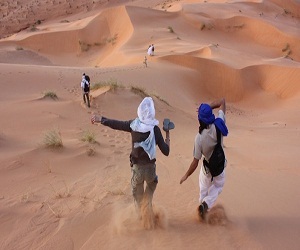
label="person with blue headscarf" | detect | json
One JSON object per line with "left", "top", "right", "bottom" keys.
{"left": 180, "top": 98, "right": 228, "bottom": 220}
{"left": 91, "top": 97, "right": 173, "bottom": 228}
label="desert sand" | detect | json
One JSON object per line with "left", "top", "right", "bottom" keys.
{"left": 0, "top": 0, "right": 300, "bottom": 249}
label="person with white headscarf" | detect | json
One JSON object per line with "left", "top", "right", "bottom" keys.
{"left": 91, "top": 97, "right": 172, "bottom": 221}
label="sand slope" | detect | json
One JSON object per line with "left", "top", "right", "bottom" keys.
{"left": 0, "top": 0, "right": 300, "bottom": 249}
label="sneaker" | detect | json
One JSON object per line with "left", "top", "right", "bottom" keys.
{"left": 198, "top": 201, "right": 208, "bottom": 220}
{"left": 163, "top": 118, "right": 175, "bottom": 132}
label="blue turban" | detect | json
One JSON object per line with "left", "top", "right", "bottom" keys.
{"left": 198, "top": 104, "right": 215, "bottom": 124}
{"left": 198, "top": 103, "right": 229, "bottom": 136}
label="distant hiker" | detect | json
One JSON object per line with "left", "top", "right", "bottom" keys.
{"left": 151, "top": 44, "right": 154, "bottom": 55}
{"left": 147, "top": 45, "right": 153, "bottom": 56}
{"left": 180, "top": 98, "right": 228, "bottom": 220}
{"left": 91, "top": 97, "right": 175, "bottom": 227}
{"left": 81, "top": 73, "right": 90, "bottom": 108}
{"left": 143, "top": 56, "right": 147, "bottom": 67}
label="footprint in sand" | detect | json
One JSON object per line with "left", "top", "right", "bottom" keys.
{"left": 105, "top": 164, "right": 116, "bottom": 169}
{"left": 113, "top": 150, "right": 125, "bottom": 155}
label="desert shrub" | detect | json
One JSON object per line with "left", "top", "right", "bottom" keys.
{"left": 43, "top": 129, "right": 63, "bottom": 148}
{"left": 43, "top": 91, "right": 58, "bottom": 100}
{"left": 81, "top": 130, "right": 96, "bottom": 143}
{"left": 91, "top": 78, "right": 120, "bottom": 91}
{"left": 282, "top": 43, "right": 292, "bottom": 58}
{"left": 106, "top": 34, "right": 118, "bottom": 45}
{"left": 79, "top": 40, "right": 91, "bottom": 52}
{"left": 130, "top": 86, "right": 149, "bottom": 98}
{"left": 282, "top": 43, "right": 290, "bottom": 52}
{"left": 167, "top": 26, "right": 174, "bottom": 33}
{"left": 152, "top": 94, "right": 170, "bottom": 106}
{"left": 30, "top": 25, "right": 38, "bottom": 32}
{"left": 201, "top": 22, "right": 215, "bottom": 31}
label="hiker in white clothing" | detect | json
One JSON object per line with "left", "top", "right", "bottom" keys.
{"left": 147, "top": 45, "right": 153, "bottom": 56}
{"left": 81, "top": 73, "right": 90, "bottom": 108}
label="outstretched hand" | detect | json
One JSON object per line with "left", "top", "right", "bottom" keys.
{"left": 91, "top": 115, "right": 101, "bottom": 124}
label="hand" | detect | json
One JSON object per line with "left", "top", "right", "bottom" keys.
{"left": 180, "top": 174, "right": 188, "bottom": 184}
{"left": 91, "top": 115, "right": 101, "bottom": 124}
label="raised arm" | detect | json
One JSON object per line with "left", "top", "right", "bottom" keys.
{"left": 154, "top": 126, "right": 170, "bottom": 156}
{"left": 210, "top": 98, "right": 226, "bottom": 113}
{"left": 91, "top": 115, "right": 131, "bottom": 132}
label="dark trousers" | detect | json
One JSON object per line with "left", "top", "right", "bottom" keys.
{"left": 83, "top": 92, "right": 90, "bottom": 107}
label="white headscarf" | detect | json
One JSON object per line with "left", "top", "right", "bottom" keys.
{"left": 130, "top": 97, "right": 159, "bottom": 160}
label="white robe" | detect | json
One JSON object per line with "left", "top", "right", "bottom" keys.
{"left": 147, "top": 46, "right": 153, "bottom": 56}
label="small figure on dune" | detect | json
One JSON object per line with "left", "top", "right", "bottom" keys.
{"left": 143, "top": 56, "right": 147, "bottom": 67}
{"left": 151, "top": 44, "right": 154, "bottom": 56}
{"left": 147, "top": 44, "right": 154, "bottom": 56}
{"left": 81, "top": 73, "right": 91, "bottom": 108}
{"left": 180, "top": 98, "right": 228, "bottom": 221}
{"left": 91, "top": 97, "right": 175, "bottom": 228}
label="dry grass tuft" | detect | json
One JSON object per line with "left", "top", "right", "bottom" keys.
{"left": 79, "top": 40, "right": 91, "bottom": 52}
{"left": 47, "top": 203, "right": 63, "bottom": 218}
{"left": 152, "top": 93, "right": 170, "bottom": 106}
{"left": 167, "top": 26, "right": 174, "bottom": 33}
{"left": 81, "top": 130, "right": 96, "bottom": 143}
{"left": 50, "top": 182, "right": 71, "bottom": 199}
{"left": 43, "top": 91, "right": 58, "bottom": 100}
{"left": 106, "top": 34, "right": 118, "bottom": 45}
{"left": 130, "top": 86, "right": 149, "bottom": 98}
{"left": 91, "top": 78, "right": 121, "bottom": 91}
{"left": 20, "top": 189, "right": 32, "bottom": 203}
{"left": 43, "top": 129, "right": 63, "bottom": 148}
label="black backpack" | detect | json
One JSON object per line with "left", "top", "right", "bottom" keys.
{"left": 203, "top": 127, "right": 225, "bottom": 181}
{"left": 85, "top": 75, "right": 90, "bottom": 83}
{"left": 83, "top": 75, "right": 90, "bottom": 92}
{"left": 83, "top": 81, "right": 89, "bottom": 92}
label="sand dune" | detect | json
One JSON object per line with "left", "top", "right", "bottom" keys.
{"left": 0, "top": 0, "right": 300, "bottom": 249}
{"left": 161, "top": 55, "right": 300, "bottom": 100}
{"left": 2, "top": 1, "right": 299, "bottom": 66}
{"left": 1, "top": 6, "right": 134, "bottom": 67}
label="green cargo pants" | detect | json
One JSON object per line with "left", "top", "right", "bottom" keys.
{"left": 131, "top": 163, "right": 158, "bottom": 210}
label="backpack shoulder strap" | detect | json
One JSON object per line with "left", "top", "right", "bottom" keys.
{"left": 215, "top": 126, "right": 221, "bottom": 145}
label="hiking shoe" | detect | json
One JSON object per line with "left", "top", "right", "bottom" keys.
{"left": 163, "top": 118, "right": 175, "bottom": 132}
{"left": 198, "top": 201, "right": 208, "bottom": 220}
